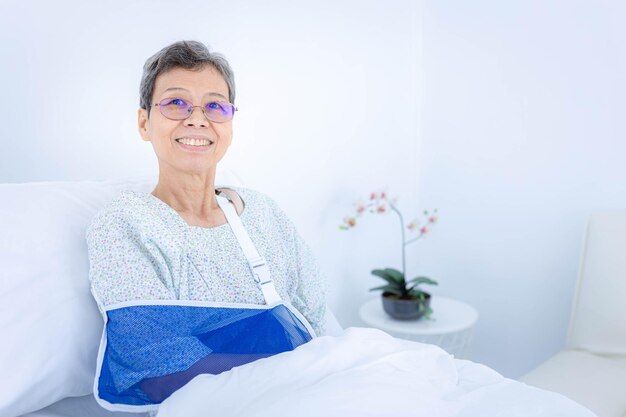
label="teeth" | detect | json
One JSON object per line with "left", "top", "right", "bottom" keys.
{"left": 177, "top": 137, "right": 212, "bottom": 146}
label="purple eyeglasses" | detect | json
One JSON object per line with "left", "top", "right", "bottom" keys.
{"left": 153, "top": 97, "right": 238, "bottom": 123}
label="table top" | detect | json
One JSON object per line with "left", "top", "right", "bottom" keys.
{"left": 359, "top": 296, "right": 479, "bottom": 335}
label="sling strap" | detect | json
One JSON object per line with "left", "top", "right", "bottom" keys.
{"left": 216, "top": 193, "right": 282, "bottom": 305}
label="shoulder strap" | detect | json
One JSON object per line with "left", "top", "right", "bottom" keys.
{"left": 215, "top": 194, "right": 282, "bottom": 305}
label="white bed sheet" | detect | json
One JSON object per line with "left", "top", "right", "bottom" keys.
{"left": 158, "top": 327, "right": 597, "bottom": 417}
{"left": 21, "top": 328, "right": 596, "bottom": 417}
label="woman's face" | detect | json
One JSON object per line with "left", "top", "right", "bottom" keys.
{"left": 138, "top": 65, "right": 233, "bottom": 175}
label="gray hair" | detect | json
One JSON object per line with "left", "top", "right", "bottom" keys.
{"left": 139, "top": 40, "right": 236, "bottom": 117}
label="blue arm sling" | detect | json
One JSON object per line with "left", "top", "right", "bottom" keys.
{"left": 92, "top": 193, "right": 316, "bottom": 413}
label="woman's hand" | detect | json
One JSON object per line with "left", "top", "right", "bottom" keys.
{"left": 139, "top": 352, "right": 272, "bottom": 403}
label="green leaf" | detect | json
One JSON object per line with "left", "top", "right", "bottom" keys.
{"left": 384, "top": 268, "right": 405, "bottom": 284}
{"left": 408, "top": 276, "right": 438, "bottom": 286}
{"left": 371, "top": 269, "right": 403, "bottom": 285}
{"left": 407, "top": 289, "right": 427, "bottom": 299}
{"left": 407, "top": 284, "right": 423, "bottom": 293}
{"left": 369, "top": 285, "right": 403, "bottom": 295}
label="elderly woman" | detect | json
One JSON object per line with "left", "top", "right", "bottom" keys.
{"left": 86, "top": 40, "right": 327, "bottom": 414}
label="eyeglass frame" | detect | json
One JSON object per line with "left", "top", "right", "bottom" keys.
{"left": 151, "top": 97, "right": 238, "bottom": 123}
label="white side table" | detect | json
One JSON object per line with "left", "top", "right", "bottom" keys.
{"left": 358, "top": 296, "right": 479, "bottom": 358}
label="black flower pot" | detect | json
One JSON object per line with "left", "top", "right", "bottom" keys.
{"left": 381, "top": 291, "right": 431, "bottom": 320}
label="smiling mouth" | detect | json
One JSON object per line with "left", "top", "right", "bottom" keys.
{"left": 175, "top": 137, "right": 214, "bottom": 146}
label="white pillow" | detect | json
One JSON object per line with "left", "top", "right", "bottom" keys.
{"left": 0, "top": 171, "right": 243, "bottom": 417}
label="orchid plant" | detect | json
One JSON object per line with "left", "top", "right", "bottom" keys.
{"left": 339, "top": 189, "right": 439, "bottom": 317}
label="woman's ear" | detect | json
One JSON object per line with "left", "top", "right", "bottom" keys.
{"left": 138, "top": 108, "right": 150, "bottom": 142}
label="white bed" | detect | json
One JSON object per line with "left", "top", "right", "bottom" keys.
{"left": 21, "top": 328, "right": 596, "bottom": 417}
{"left": 0, "top": 173, "right": 597, "bottom": 417}
{"left": 156, "top": 327, "right": 596, "bottom": 417}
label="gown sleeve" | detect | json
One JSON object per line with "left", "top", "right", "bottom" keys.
{"left": 262, "top": 193, "right": 328, "bottom": 337}
{"left": 85, "top": 205, "right": 175, "bottom": 308}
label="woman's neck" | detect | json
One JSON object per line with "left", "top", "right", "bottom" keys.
{"left": 150, "top": 172, "right": 220, "bottom": 220}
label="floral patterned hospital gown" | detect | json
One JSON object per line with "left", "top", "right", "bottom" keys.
{"left": 85, "top": 186, "right": 328, "bottom": 415}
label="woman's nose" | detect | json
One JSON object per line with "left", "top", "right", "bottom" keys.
{"left": 185, "top": 106, "right": 208, "bottom": 127}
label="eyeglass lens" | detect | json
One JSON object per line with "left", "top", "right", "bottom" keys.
{"left": 158, "top": 98, "right": 235, "bottom": 122}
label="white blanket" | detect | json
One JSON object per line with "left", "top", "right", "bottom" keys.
{"left": 156, "top": 327, "right": 596, "bottom": 417}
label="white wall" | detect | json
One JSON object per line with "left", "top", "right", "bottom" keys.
{"left": 4, "top": 0, "right": 624, "bottom": 380}
{"left": 418, "top": 0, "right": 626, "bottom": 377}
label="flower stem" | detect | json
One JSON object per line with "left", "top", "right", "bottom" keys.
{"left": 405, "top": 234, "right": 424, "bottom": 245}
{"left": 388, "top": 202, "right": 406, "bottom": 279}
